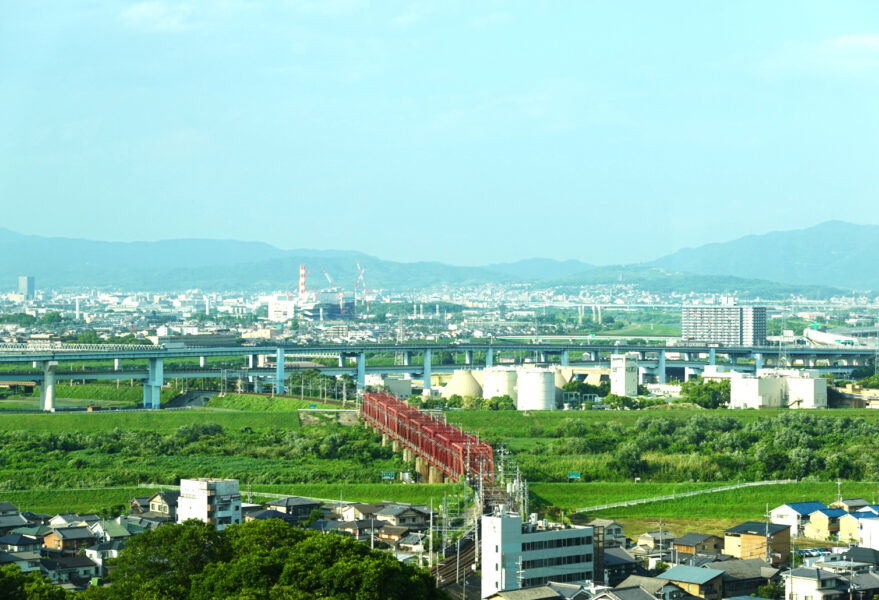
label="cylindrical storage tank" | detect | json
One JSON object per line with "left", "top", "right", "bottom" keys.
{"left": 516, "top": 367, "right": 556, "bottom": 410}
{"left": 483, "top": 367, "right": 518, "bottom": 402}
{"left": 553, "top": 367, "right": 569, "bottom": 403}
{"left": 441, "top": 370, "right": 483, "bottom": 399}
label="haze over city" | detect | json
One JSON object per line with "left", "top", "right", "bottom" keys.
{"left": 3, "top": 1, "right": 879, "bottom": 264}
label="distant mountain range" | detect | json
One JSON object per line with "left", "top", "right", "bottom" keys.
{"left": 0, "top": 221, "right": 871, "bottom": 295}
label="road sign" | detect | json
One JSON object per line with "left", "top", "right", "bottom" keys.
{"left": 381, "top": 472, "right": 396, "bottom": 481}
{"left": 568, "top": 471, "right": 581, "bottom": 480}
{"left": 309, "top": 404, "right": 317, "bottom": 409}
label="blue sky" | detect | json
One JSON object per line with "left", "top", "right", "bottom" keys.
{"left": 1, "top": 1, "right": 878, "bottom": 266}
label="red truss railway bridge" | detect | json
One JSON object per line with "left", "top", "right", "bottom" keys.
{"left": 361, "top": 393, "right": 494, "bottom": 484}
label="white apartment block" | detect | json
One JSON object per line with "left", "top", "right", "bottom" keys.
{"left": 610, "top": 354, "right": 638, "bottom": 397}
{"left": 177, "top": 478, "right": 242, "bottom": 531}
{"left": 682, "top": 304, "right": 767, "bottom": 346}
{"left": 481, "top": 510, "right": 595, "bottom": 598}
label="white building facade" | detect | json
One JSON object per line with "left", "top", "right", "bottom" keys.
{"left": 610, "top": 354, "right": 638, "bottom": 397}
{"left": 481, "top": 511, "right": 595, "bottom": 598}
{"left": 177, "top": 478, "right": 242, "bottom": 531}
{"left": 682, "top": 303, "right": 767, "bottom": 346}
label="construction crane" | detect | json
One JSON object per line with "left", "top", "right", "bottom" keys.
{"left": 321, "top": 268, "right": 346, "bottom": 318}
{"left": 354, "top": 259, "right": 370, "bottom": 312}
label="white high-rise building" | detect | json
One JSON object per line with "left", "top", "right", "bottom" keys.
{"left": 682, "top": 301, "right": 767, "bottom": 346}
{"left": 177, "top": 478, "right": 242, "bottom": 531}
{"left": 610, "top": 354, "right": 638, "bottom": 397}
{"left": 481, "top": 510, "right": 595, "bottom": 598}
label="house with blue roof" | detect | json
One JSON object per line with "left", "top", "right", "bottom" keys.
{"left": 804, "top": 508, "right": 849, "bottom": 540}
{"left": 769, "top": 501, "right": 828, "bottom": 536}
{"left": 839, "top": 512, "right": 879, "bottom": 543}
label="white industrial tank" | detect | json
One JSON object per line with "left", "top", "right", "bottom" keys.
{"left": 441, "top": 369, "right": 483, "bottom": 399}
{"left": 483, "top": 367, "right": 518, "bottom": 401}
{"left": 516, "top": 367, "right": 556, "bottom": 410}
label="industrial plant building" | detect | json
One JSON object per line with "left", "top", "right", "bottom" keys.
{"left": 481, "top": 509, "right": 596, "bottom": 598}
{"left": 682, "top": 301, "right": 767, "bottom": 346}
{"left": 610, "top": 354, "right": 638, "bottom": 397}
{"left": 440, "top": 366, "right": 571, "bottom": 410}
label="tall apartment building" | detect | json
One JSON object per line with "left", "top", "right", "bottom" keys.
{"left": 681, "top": 302, "right": 767, "bottom": 346}
{"left": 610, "top": 354, "right": 639, "bottom": 397}
{"left": 482, "top": 510, "right": 597, "bottom": 598}
{"left": 177, "top": 478, "right": 242, "bottom": 531}
{"left": 18, "top": 276, "right": 34, "bottom": 300}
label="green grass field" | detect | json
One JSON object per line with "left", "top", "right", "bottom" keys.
{"left": 206, "top": 394, "right": 337, "bottom": 411}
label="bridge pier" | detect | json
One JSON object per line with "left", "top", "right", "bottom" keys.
{"left": 403, "top": 351, "right": 410, "bottom": 367}
{"left": 709, "top": 348, "right": 716, "bottom": 366}
{"left": 143, "top": 357, "right": 163, "bottom": 409}
{"left": 423, "top": 349, "right": 432, "bottom": 396}
{"left": 40, "top": 361, "right": 57, "bottom": 412}
{"left": 114, "top": 358, "right": 121, "bottom": 371}
{"left": 199, "top": 356, "right": 205, "bottom": 368}
{"left": 428, "top": 465, "right": 443, "bottom": 484}
{"left": 539, "top": 351, "right": 547, "bottom": 363}
{"left": 561, "top": 350, "right": 569, "bottom": 367}
{"left": 275, "top": 348, "right": 285, "bottom": 394}
{"left": 657, "top": 350, "right": 666, "bottom": 384}
{"left": 382, "top": 434, "right": 389, "bottom": 447}
{"left": 357, "top": 352, "right": 366, "bottom": 392}
{"left": 465, "top": 350, "right": 473, "bottom": 365}
{"left": 392, "top": 440, "right": 401, "bottom": 452}
{"left": 754, "top": 353, "right": 763, "bottom": 371}
{"left": 338, "top": 353, "right": 345, "bottom": 367}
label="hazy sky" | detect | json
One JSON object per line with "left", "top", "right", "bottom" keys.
{"left": 2, "top": 1, "right": 878, "bottom": 266}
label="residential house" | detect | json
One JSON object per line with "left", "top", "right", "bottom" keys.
{"left": 803, "top": 508, "right": 848, "bottom": 540}
{"left": 811, "top": 555, "right": 872, "bottom": 574}
{"left": 785, "top": 568, "right": 845, "bottom": 600}
{"left": 637, "top": 531, "right": 676, "bottom": 552}
{"left": 40, "top": 555, "right": 99, "bottom": 587}
{"left": 377, "top": 525, "right": 410, "bottom": 546}
{"left": 84, "top": 540, "right": 126, "bottom": 577}
{"left": 9, "top": 525, "right": 52, "bottom": 542}
{"left": 604, "top": 546, "right": 646, "bottom": 586}
{"left": 589, "top": 519, "right": 626, "bottom": 547}
{"left": 374, "top": 504, "right": 430, "bottom": 530}
{"left": 829, "top": 498, "right": 870, "bottom": 513}
{"left": 147, "top": 491, "right": 180, "bottom": 520}
{"left": 657, "top": 565, "right": 724, "bottom": 600}
{"left": 673, "top": 533, "right": 723, "bottom": 556}
{"left": 0, "top": 502, "right": 19, "bottom": 516}
{"left": 838, "top": 513, "right": 879, "bottom": 544}
{"left": 486, "top": 586, "right": 565, "bottom": 600}
{"left": 723, "top": 522, "right": 790, "bottom": 567}
{"left": 597, "top": 586, "right": 670, "bottom": 600}
{"left": 857, "top": 505, "right": 879, "bottom": 516}
{"left": 90, "top": 519, "right": 133, "bottom": 543}
{"left": 336, "top": 503, "right": 384, "bottom": 521}
{"left": 245, "top": 509, "right": 298, "bottom": 525}
{"left": 129, "top": 497, "right": 151, "bottom": 514}
{"left": 705, "top": 558, "right": 779, "bottom": 597}
{"left": 336, "top": 519, "right": 385, "bottom": 542}
{"left": 43, "top": 526, "right": 97, "bottom": 551}
{"left": 842, "top": 547, "right": 879, "bottom": 568}
{"left": 0, "top": 533, "right": 42, "bottom": 552}
{"left": 849, "top": 570, "right": 879, "bottom": 600}
{"left": 265, "top": 496, "right": 322, "bottom": 522}
{"left": 398, "top": 532, "right": 426, "bottom": 552}
{"left": 49, "top": 513, "right": 100, "bottom": 529}
{"left": 616, "top": 575, "right": 697, "bottom": 600}
{"left": 769, "top": 501, "right": 828, "bottom": 536}
{"left": 0, "top": 514, "right": 33, "bottom": 535}
{"left": 0, "top": 550, "right": 41, "bottom": 573}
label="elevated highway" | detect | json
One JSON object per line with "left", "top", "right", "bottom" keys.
{"left": 0, "top": 342, "right": 872, "bottom": 411}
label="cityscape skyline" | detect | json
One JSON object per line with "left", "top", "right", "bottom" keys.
{"left": 2, "top": 2, "right": 879, "bottom": 265}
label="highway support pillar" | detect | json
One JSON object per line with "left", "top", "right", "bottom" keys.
{"left": 40, "top": 361, "right": 57, "bottom": 412}
{"left": 539, "top": 351, "right": 547, "bottom": 363}
{"left": 113, "top": 358, "right": 121, "bottom": 371}
{"left": 657, "top": 350, "right": 666, "bottom": 384}
{"left": 485, "top": 348, "right": 493, "bottom": 368}
{"left": 338, "top": 353, "right": 345, "bottom": 367}
{"left": 143, "top": 358, "right": 163, "bottom": 409}
{"left": 357, "top": 351, "right": 366, "bottom": 392}
{"left": 465, "top": 350, "right": 473, "bottom": 365}
{"left": 275, "top": 348, "right": 285, "bottom": 394}
{"left": 423, "top": 349, "right": 432, "bottom": 396}
{"left": 561, "top": 350, "right": 569, "bottom": 367}
{"left": 754, "top": 353, "right": 763, "bottom": 372}
{"left": 709, "top": 347, "right": 716, "bottom": 366}
{"left": 199, "top": 356, "right": 206, "bottom": 368}
{"left": 403, "top": 351, "right": 410, "bottom": 367}
{"left": 248, "top": 354, "right": 258, "bottom": 369}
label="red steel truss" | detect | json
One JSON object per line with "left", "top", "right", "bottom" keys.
{"left": 361, "top": 392, "right": 494, "bottom": 481}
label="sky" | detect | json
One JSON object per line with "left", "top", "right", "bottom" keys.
{"left": 1, "top": 1, "right": 878, "bottom": 266}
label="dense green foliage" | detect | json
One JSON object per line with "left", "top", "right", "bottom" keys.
{"left": 206, "top": 394, "right": 336, "bottom": 411}
{"left": 453, "top": 410, "right": 879, "bottom": 482}
{"left": 679, "top": 379, "right": 731, "bottom": 408}
{"left": 0, "top": 564, "right": 68, "bottom": 600}
{"left": 80, "top": 519, "right": 447, "bottom": 600}
{"left": 0, "top": 420, "right": 401, "bottom": 489}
